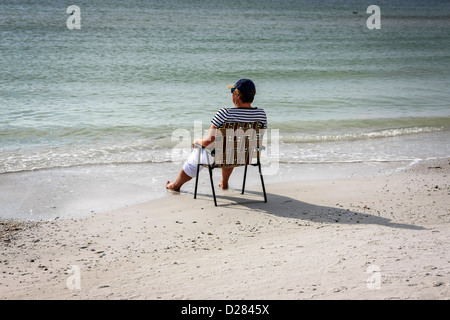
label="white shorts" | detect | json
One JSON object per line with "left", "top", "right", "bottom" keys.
{"left": 182, "top": 147, "right": 214, "bottom": 178}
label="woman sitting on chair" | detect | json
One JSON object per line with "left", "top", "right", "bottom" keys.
{"left": 166, "top": 78, "right": 267, "bottom": 191}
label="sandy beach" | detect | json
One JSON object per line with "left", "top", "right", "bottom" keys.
{"left": 1, "top": 158, "right": 449, "bottom": 300}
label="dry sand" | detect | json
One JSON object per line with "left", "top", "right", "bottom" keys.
{"left": 1, "top": 158, "right": 449, "bottom": 300}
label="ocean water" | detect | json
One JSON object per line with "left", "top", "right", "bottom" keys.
{"left": 1, "top": 0, "right": 449, "bottom": 220}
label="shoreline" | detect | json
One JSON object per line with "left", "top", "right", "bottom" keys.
{"left": 0, "top": 158, "right": 449, "bottom": 299}
{"left": 0, "top": 157, "right": 434, "bottom": 221}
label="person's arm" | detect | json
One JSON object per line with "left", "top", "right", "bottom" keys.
{"left": 192, "top": 124, "right": 216, "bottom": 148}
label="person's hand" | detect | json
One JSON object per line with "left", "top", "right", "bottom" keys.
{"left": 192, "top": 138, "right": 201, "bottom": 148}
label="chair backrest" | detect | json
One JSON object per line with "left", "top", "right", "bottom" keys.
{"left": 213, "top": 122, "right": 265, "bottom": 168}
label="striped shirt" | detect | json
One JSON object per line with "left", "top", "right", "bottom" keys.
{"left": 211, "top": 107, "right": 267, "bottom": 129}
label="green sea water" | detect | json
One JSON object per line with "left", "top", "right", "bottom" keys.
{"left": 1, "top": 0, "right": 450, "bottom": 172}
{"left": 1, "top": 0, "right": 449, "bottom": 219}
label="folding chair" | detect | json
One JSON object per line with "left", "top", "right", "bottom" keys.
{"left": 193, "top": 122, "right": 267, "bottom": 206}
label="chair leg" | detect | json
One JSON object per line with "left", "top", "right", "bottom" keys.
{"left": 194, "top": 164, "right": 200, "bottom": 199}
{"left": 258, "top": 161, "right": 267, "bottom": 203}
{"left": 208, "top": 166, "right": 217, "bottom": 206}
{"left": 242, "top": 164, "right": 248, "bottom": 194}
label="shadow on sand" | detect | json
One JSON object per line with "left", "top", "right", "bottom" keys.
{"left": 194, "top": 189, "right": 425, "bottom": 231}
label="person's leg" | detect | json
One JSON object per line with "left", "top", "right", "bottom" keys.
{"left": 166, "top": 169, "right": 192, "bottom": 191}
{"left": 166, "top": 147, "right": 211, "bottom": 191}
{"left": 219, "top": 167, "right": 234, "bottom": 190}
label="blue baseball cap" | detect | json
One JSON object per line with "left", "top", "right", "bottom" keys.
{"left": 226, "top": 78, "right": 256, "bottom": 97}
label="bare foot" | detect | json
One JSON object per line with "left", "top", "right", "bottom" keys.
{"left": 166, "top": 181, "right": 180, "bottom": 191}
{"left": 219, "top": 181, "right": 228, "bottom": 190}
